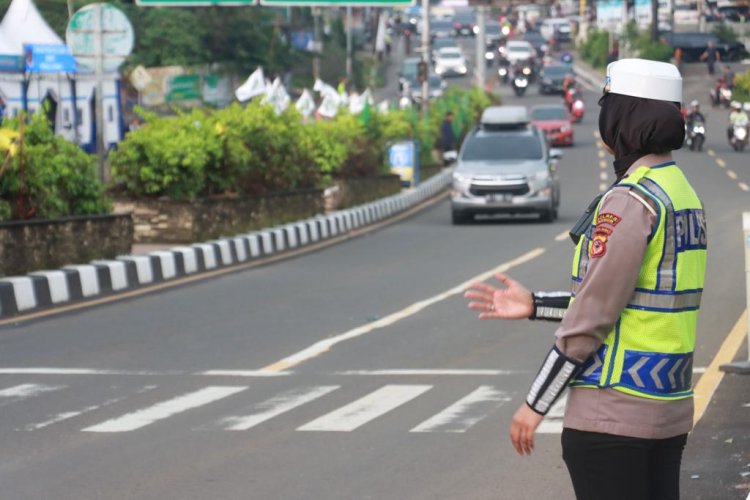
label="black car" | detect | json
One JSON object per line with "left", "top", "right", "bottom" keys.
{"left": 524, "top": 30, "right": 549, "bottom": 57}
{"left": 431, "top": 19, "right": 455, "bottom": 40}
{"left": 661, "top": 31, "right": 748, "bottom": 62}
{"left": 453, "top": 12, "right": 476, "bottom": 36}
{"left": 538, "top": 64, "right": 571, "bottom": 94}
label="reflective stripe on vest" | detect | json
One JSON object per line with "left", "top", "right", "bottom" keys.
{"left": 569, "top": 163, "right": 706, "bottom": 401}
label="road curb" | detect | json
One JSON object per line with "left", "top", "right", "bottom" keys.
{"left": 0, "top": 169, "right": 454, "bottom": 320}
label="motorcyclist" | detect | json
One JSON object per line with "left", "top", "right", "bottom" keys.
{"left": 728, "top": 100, "right": 749, "bottom": 141}
{"left": 686, "top": 100, "right": 705, "bottom": 126}
{"left": 711, "top": 77, "right": 727, "bottom": 107}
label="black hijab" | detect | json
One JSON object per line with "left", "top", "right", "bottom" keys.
{"left": 598, "top": 93, "right": 685, "bottom": 180}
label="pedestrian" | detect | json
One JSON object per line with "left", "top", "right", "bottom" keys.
{"left": 464, "top": 58, "right": 706, "bottom": 500}
{"left": 439, "top": 111, "right": 455, "bottom": 154}
{"left": 723, "top": 64, "right": 735, "bottom": 89}
{"left": 699, "top": 41, "right": 720, "bottom": 75}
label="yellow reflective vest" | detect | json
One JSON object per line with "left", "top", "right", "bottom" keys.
{"left": 570, "top": 162, "right": 707, "bottom": 400}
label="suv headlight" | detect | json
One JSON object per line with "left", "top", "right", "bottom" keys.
{"left": 453, "top": 172, "right": 472, "bottom": 185}
{"left": 533, "top": 170, "right": 550, "bottom": 181}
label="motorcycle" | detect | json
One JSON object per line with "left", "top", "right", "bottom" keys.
{"left": 685, "top": 118, "right": 706, "bottom": 151}
{"left": 730, "top": 120, "right": 749, "bottom": 152}
{"left": 570, "top": 98, "right": 585, "bottom": 123}
{"left": 512, "top": 74, "right": 529, "bottom": 97}
{"left": 497, "top": 58, "right": 511, "bottom": 84}
{"left": 709, "top": 83, "right": 732, "bottom": 108}
{"left": 442, "top": 150, "right": 458, "bottom": 166}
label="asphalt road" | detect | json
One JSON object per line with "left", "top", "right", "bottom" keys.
{"left": 1, "top": 42, "right": 748, "bottom": 500}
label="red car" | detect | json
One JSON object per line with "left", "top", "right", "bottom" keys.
{"left": 530, "top": 104, "right": 574, "bottom": 147}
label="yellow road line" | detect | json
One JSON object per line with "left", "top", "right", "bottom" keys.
{"left": 693, "top": 310, "right": 748, "bottom": 425}
{"left": 716, "top": 158, "right": 725, "bottom": 168}
{"left": 739, "top": 182, "right": 749, "bottom": 192}
{"left": 728, "top": 170, "right": 738, "bottom": 180}
{"left": 261, "top": 247, "right": 547, "bottom": 373}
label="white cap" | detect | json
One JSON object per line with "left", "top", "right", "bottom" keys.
{"left": 605, "top": 58, "right": 682, "bottom": 103}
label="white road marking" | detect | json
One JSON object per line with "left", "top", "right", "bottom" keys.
{"left": 298, "top": 385, "right": 431, "bottom": 432}
{"left": 220, "top": 386, "right": 339, "bottom": 431}
{"left": 23, "top": 385, "right": 158, "bottom": 431}
{"left": 597, "top": 150, "right": 605, "bottom": 158}
{"left": 728, "top": 170, "right": 738, "bottom": 180}
{"left": 0, "top": 383, "right": 65, "bottom": 406}
{"left": 410, "top": 386, "right": 512, "bottom": 433}
{"left": 0, "top": 368, "right": 172, "bottom": 376}
{"left": 555, "top": 231, "right": 569, "bottom": 241}
{"left": 593, "top": 131, "right": 600, "bottom": 138}
{"left": 537, "top": 394, "right": 567, "bottom": 434}
{"left": 599, "top": 160, "right": 607, "bottom": 169}
{"left": 82, "top": 386, "right": 247, "bottom": 433}
{"left": 707, "top": 149, "right": 715, "bottom": 156}
{"left": 335, "top": 369, "right": 519, "bottom": 376}
{"left": 693, "top": 366, "right": 707, "bottom": 374}
{"left": 599, "top": 183, "right": 608, "bottom": 192}
{"left": 739, "top": 182, "right": 749, "bottom": 192}
{"left": 715, "top": 158, "right": 726, "bottom": 168}
{"left": 261, "top": 248, "right": 545, "bottom": 372}
{"left": 198, "top": 370, "right": 291, "bottom": 377}
{"left": 599, "top": 172, "right": 608, "bottom": 181}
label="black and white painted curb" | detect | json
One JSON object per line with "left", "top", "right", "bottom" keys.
{"left": 0, "top": 170, "right": 453, "bottom": 319}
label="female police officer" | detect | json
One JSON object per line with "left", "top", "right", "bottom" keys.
{"left": 465, "top": 59, "right": 706, "bottom": 500}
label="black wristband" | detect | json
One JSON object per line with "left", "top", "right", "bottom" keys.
{"left": 529, "top": 292, "right": 572, "bottom": 321}
{"left": 526, "top": 345, "right": 583, "bottom": 415}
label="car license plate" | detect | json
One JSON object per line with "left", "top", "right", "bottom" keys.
{"left": 487, "top": 193, "right": 512, "bottom": 203}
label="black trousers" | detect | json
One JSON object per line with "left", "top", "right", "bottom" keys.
{"left": 561, "top": 428, "right": 688, "bottom": 500}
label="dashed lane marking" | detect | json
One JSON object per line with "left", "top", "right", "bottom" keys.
{"left": 716, "top": 158, "right": 726, "bottom": 168}
{"left": 597, "top": 150, "right": 605, "bottom": 158}
{"left": 599, "top": 160, "right": 607, "bottom": 169}
{"left": 707, "top": 149, "right": 715, "bottom": 156}
{"left": 555, "top": 231, "right": 569, "bottom": 241}
{"left": 260, "top": 248, "right": 546, "bottom": 373}
{"left": 739, "top": 182, "right": 749, "bottom": 192}
{"left": 728, "top": 170, "right": 738, "bottom": 180}
{"left": 410, "top": 386, "right": 512, "bottom": 433}
{"left": 599, "top": 172, "right": 608, "bottom": 181}
{"left": 599, "top": 183, "right": 608, "bottom": 192}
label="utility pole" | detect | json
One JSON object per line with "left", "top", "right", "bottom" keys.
{"left": 94, "top": 3, "right": 106, "bottom": 181}
{"left": 420, "top": 0, "right": 430, "bottom": 116}
{"left": 313, "top": 7, "right": 321, "bottom": 80}
{"left": 346, "top": 6, "right": 353, "bottom": 81}
{"left": 475, "top": 5, "right": 486, "bottom": 91}
{"left": 651, "top": 0, "right": 659, "bottom": 42}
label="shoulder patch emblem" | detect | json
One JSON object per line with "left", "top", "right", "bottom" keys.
{"left": 590, "top": 234, "right": 608, "bottom": 258}
{"left": 596, "top": 213, "right": 622, "bottom": 226}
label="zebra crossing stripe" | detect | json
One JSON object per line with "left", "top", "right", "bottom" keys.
{"left": 0, "top": 383, "right": 65, "bottom": 406}
{"left": 297, "top": 385, "right": 431, "bottom": 432}
{"left": 220, "top": 386, "right": 340, "bottom": 431}
{"left": 81, "top": 386, "right": 247, "bottom": 433}
{"left": 410, "top": 386, "right": 512, "bottom": 433}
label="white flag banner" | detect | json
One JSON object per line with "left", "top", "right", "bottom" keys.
{"left": 361, "top": 88, "right": 375, "bottom": 106}
{"left": 235, "top": 67, "right": 266, "bottom": 102}
{"left": 349, "top": 93, "right": 365, "bottom": 114}
{"left": 314, "top": 79, "right": 339, "bottom": 100}
{"left": 296, "top": 89, "right": 316, "bottom": 118}
{"left": 377, "top": 100, "right": 390, "bottom": 114}
{"left": 318, "top": 93, "right": 339, "bottom": 118}
{"left": 375, "top": 12, "right": 387, "bottom": 53}
{"left": 262, "top": 78, "right": 291, "bottom": 114}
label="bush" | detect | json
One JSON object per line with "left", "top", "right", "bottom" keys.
{"left": 620, "top": 21, "right": 674, "bottom": 63}
{"left": 712, "top": 23, "right": 738, "bottom": 43}
{"left": 734, "top": 69, "right": 750, "bottom": 102}
{"left": 580, "top": 28, "right": 610, "bottom": 68}
{"left": 111, "top": 87, "right": 494, "bottom": 199}
{"left": 0, "top": 113, "right": 111, "bottom": 221}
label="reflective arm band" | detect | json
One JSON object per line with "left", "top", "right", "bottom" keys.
{"left": 526, "top": 345, "right": 583, "bottom": 416}
{"left": 529, "top": 292, "right": 572, "bottom": 321}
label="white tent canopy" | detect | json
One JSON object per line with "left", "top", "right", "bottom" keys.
{"left": 0, "top": 0, "right": 64, "bottom": 55}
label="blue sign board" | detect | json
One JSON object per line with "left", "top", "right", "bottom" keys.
{"left": 0, "top": 54, "right": 24, "bottom": 72}
{"left": 23, "top": 44, "right": 77, "bottom": 73}
{"left": 388, "top": 140, "right": 419, "bottom": 186}
{"left": 291, "top": 31, "right": 315, "bottom": 51}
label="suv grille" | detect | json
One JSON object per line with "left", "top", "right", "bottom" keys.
{"left": 470, "top": 181, "right": 530, "bottom": 196}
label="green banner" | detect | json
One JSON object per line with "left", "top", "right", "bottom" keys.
{"left": 261, "top": 0, "right": 413, "bottom": 5}
{"left": 136, "top": 0, "right": 256, "bottom": 5}
{"left": 166, "top": 75, "right": 202, "bottom": 102}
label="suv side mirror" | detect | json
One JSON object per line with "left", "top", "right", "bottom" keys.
{"left": 549, "top": 148, "right": 563, "bottom": 160}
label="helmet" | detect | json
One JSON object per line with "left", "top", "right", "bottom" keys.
{"left": 731, "top": 100, "right": 741, "bottom": 109}
{"left": 690, "top": 100, "right": 699, "bottom": 109}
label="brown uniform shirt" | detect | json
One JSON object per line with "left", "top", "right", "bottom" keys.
{"left": 555, "top": 159, "right": 693, "bottom": 439}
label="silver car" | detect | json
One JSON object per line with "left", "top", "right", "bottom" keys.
{"left": 451, "top": 106, "right": 561, "bottom": 224}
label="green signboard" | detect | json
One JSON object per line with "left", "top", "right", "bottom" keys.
{"left": 166, "top": 74, "right": 202, "bottom": 102}
{"left": 260, "top": 0, "right": 413, "bottom": 5}
{"left": 136, "top": 0, "right": 256, "bottom": 5}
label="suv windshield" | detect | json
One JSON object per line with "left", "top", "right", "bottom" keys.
{"left": 462, "top": 133, "right": 543, "bottom": 161}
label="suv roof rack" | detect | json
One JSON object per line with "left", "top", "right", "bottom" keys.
{"left": 480, "top": 106, "right": 529, "bottom": 129}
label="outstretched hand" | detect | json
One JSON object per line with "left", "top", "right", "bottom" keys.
{"left": 464, "top": 273, "right": 533, "bottom": 320}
